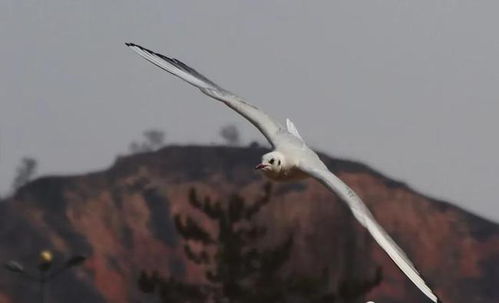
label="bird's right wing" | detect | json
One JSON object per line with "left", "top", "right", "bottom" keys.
{"left": 298, "top": 161, "right": 440, "bottom": 303}
{"left": 126, "top": 43, "right": 283, "bottom": 147}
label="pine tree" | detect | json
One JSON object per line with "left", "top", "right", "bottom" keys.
{"left": 138, "top": 183, "right": 294, "bottom": 302}
{"left": 138, "top": 183, "right": 383, "bottom": 303}
{"left": 174, "top": 183, "right": 293, "bottom": 303}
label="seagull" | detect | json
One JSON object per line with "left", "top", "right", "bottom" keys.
{"left": 125, "top": 42, "right": 440, "bottom": 303}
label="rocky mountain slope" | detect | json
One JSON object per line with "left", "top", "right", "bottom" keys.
{"left": 0, "top": 145, "right": 498, "bottom": 303}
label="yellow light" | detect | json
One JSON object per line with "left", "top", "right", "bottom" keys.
{"left": 39, "top": 250, "right": 53, "bottom": 263}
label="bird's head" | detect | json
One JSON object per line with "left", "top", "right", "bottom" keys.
{"left": 255, "top": 151, "right": 285, "bottom": 178}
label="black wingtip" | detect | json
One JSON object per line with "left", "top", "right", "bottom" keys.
{"left": 125, "top": 43, "right": 150, "bottom": 54}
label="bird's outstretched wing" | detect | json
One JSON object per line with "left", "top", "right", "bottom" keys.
{"left": 298, "top": 161, "right": 439, "bottom": 303}
{"left": 125, "top": 43, "right": 283, "bottom": 147}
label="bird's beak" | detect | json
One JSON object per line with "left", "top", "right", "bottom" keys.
{"left": 255, "top": 163, "right": 268, "bottom": 170}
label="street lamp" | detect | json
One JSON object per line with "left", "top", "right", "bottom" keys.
{"left": 4, "top": 250, "right": 87, "bottom": 303}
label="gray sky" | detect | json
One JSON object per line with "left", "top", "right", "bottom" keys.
{"left": 1, "top": 1, "right": 498, "bottom": 221}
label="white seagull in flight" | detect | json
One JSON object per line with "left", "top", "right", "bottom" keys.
{"left": 125, "top": 42, "right": 440, "bottom": 303}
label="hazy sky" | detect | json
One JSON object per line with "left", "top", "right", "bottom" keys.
{"left": 1, "top": 1, "right": 498, "bottom": 221}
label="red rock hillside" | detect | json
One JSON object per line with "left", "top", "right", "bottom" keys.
{"left": 0, "top": 145, "right": 498, "bottom": 303}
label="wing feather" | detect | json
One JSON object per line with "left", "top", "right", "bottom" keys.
{"left": 125, "top": 43, "right": 282, "bottom": 146}
{"left": 299, "top": 162, "right": 439, "bottom": 303}
{"left": 286, "top": 118, "right": 304, "bottom": 141}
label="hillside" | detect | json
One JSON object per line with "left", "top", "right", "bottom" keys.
{"left": 0, "top": 145, "right": 498, "bottom": 303}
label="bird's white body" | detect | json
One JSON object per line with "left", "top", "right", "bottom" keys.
{"left": 258, "top": 129, "right": 323, "bottom": 182}
{"left": 126, "top": 42, "right": 440, "bottom": 303}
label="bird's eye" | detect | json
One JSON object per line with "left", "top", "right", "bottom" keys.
{"left": 269, "top": 158, "right": 275, "bottom": 164}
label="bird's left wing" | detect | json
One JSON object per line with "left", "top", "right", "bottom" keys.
{"left": 298, "top": 161, "right": 439, "bottom": 303}
{"left": 125, "top": 43, "right": 283, "bottom": 147}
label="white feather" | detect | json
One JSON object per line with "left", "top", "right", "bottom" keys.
{"left": 126, "top": 42, "right": 283, "bottom": 146}
{"left": 286, "top": 118, "right": 304, "bottom": 140}
{"left": 298, "top": 163, "right": 439, "bottom": 303}
{"left": 126, "top": 42, "right": 440, "bottom": 302}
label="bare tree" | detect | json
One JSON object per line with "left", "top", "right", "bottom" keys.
{"left": 219, "top": 124, "right": 240, "bottom": 146}
{"left": 12, "top": 157, "right": 37, "bottom": 191}
{"left": 129, "top": 129, "right": 166, "bottom": 154}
